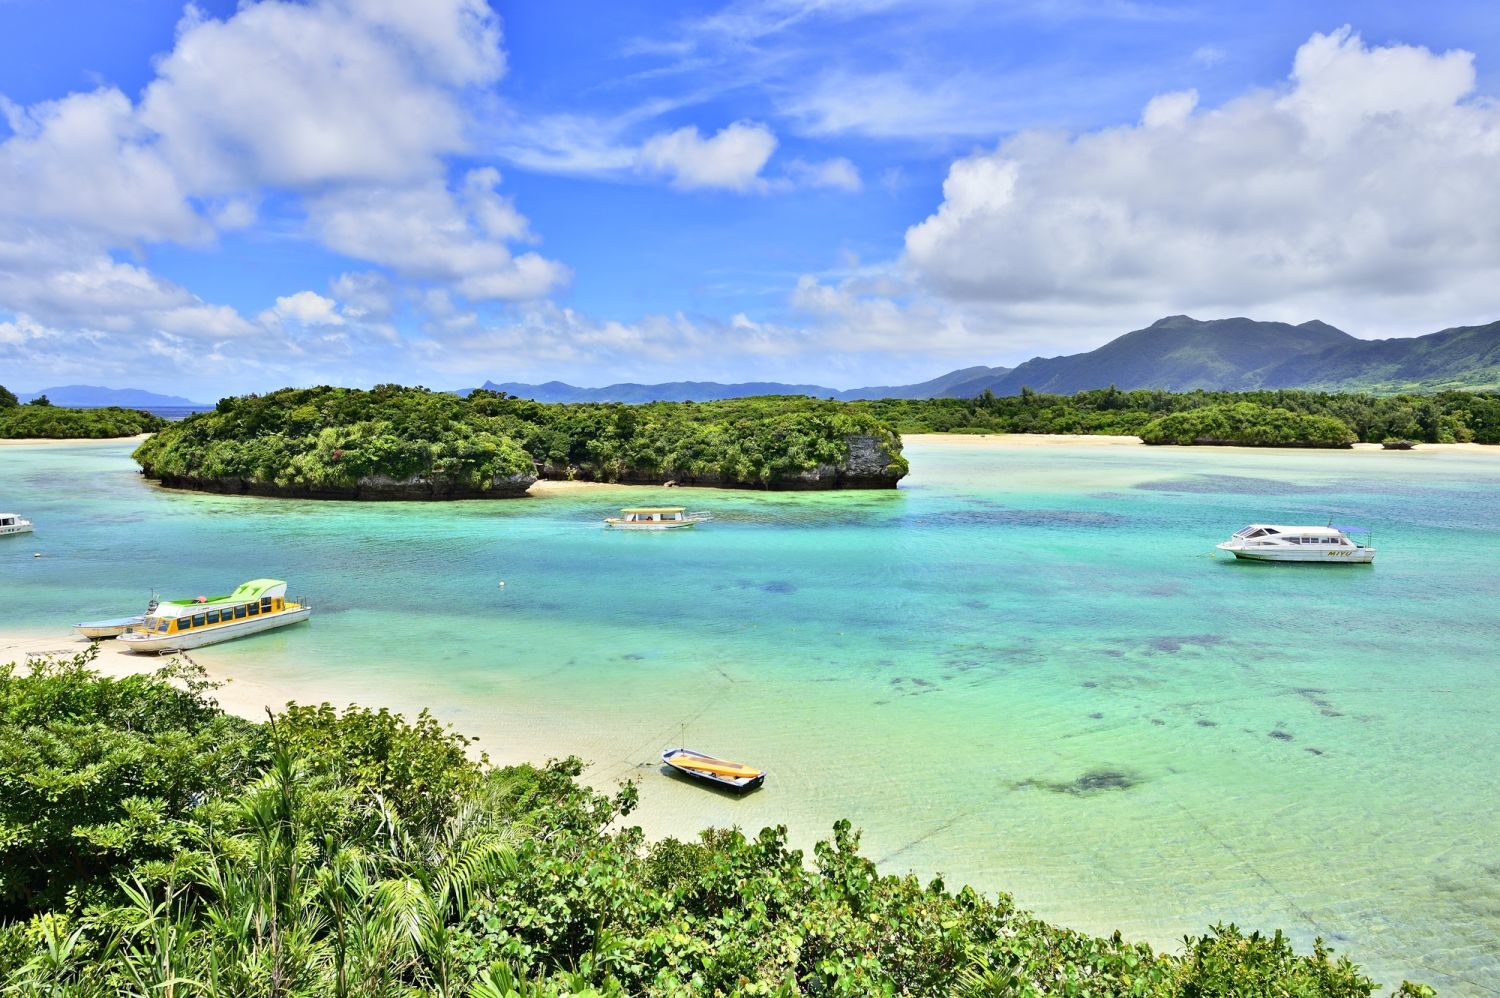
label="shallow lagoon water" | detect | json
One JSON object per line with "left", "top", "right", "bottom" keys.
{"left": 3, "top": 438, "right": 1498, "bottom": 991}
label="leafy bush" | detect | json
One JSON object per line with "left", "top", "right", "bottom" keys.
{"left": 0, "top": 655, "right": 1425, "bottom": 995}
{"left": 0, "top": 405, "right": 165, "bottom": 439}
{"left": 1138, "top": 403, "right": 1356, "bottom": 447}
{"left": 0, "top": 384, "right": 16, "bottom": 409}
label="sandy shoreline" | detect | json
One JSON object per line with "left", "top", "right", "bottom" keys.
{"left": 903, "top": 432, "right": 1492, "bottom": 452}
{"left": 905, "top": 432, "right": 1143, "bottom": 446}
{"left": 0, "top": 433, "right": 152, "bottom": 447}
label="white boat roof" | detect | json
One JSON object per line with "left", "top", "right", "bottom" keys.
{"left": 0, "top": 512, "right": 22, "bottom": 518}
{"left": 1240, "top": 524, "right": 1347, "bottom": 535}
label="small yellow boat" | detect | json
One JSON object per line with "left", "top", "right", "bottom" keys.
{"left": 604, "top": 507, "right": 710, "bottom": 530}
{"left": 662, "top": 747, "right": 765, "bottom": 792}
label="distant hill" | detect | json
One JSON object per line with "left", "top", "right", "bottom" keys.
{"left": 1258, "top": 319, "right": 1500, "bottom": 392}
{"left": 17, "top": 385, "right": 206, "bottom": 408}
{"left": 835, "top": 366, "right": 1014, "bottom": 400}
{"left": 470, "top": 366, "right": 1013, "bottom": 404}
{"left": 975, "top": 316, "right": 1358, "bottom": 395}
{"left": 472, "top": 379, "right": 842, "bottom": 403}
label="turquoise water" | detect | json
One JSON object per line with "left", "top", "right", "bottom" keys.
{"left": 3, "top": 438, "right": 1498, "bottom": 991}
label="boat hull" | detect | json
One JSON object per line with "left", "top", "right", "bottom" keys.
{"left": 74, "top": 616, "right": 146, "bottom": 639}
{"left": 604, "top": 519, "right": 696, "bottom": 530}
{"left": 661, "top": 747, "right": 765, "bottom": 793}
{"left": 0, "top": 524, "right": 33, "bottom": 537}
{"left": 1217, "top": 544, "right": 1375, "bottom": 564}
{"left": 119, "top": 606, "right": 311, "bottom": 654}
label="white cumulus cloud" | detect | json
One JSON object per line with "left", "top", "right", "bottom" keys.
{"left": 903, "top": 26, "right": 1500, "bottom": 335}
{"left": 637, "top": 121, "right": 778, "bottom": 191}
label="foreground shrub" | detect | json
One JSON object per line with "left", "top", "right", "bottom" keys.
{"left": 0, "top": 655, "right": 1425, "bottom": 995}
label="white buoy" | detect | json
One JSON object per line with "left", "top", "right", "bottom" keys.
{"left": 498, "top": 581, "right": 505, "bottom": 587}
{"left": 33, "top": 552, "right": 41, "bottom": 558}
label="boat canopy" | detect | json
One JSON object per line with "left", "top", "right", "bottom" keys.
{"left": 1331, "top": 525, "right": 1370, "bottom": 533}
{"left": 619, "top": 507, "right": 686, "bottom": 515}
{"left": 161, "top": 579, "right": 288, "bottom": 608}
{"left": 1235, "top": 524, "right": 1347, "bottom": 537}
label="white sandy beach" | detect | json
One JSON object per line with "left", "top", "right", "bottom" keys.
{"left": 905, "top": 432, "right": 1144, "bottom": 446}
{"left": 0, "top": 433, "right": 152, "bottom": 447}
{"left": 904, "top": 432, "right": 1492, "bottom": 453}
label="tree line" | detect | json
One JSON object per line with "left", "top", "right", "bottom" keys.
{"left": 0, "top": 386, "right": 165, "bottom": 439}
{"left": 867, "top": 387, "right": 1500, "bottom": 445}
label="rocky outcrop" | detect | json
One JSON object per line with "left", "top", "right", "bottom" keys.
{"left": 536, "top": 433, "right": 906, "bottom": 490}
{"left": 143, "top": 470, "right": 537, "bottom": 500}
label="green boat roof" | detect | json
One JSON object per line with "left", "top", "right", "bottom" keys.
{"left": 162, "top": 579, "right": 286, "bottom": 607}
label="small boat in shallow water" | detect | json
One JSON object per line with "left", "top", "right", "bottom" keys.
{"left": 604, "top": 507, "right": 710, "bottom": 530}
{"left": 1216, "top": 524, "right": 1376, "bottom": 563}
{"left": 662, "top": 747, "right": 766, "bottom": 793}
{"left": 118, "top": 579, "right": 310, "bottom": 654}
{"left": 75, "top": 594, "right": 161, "bottom": 639}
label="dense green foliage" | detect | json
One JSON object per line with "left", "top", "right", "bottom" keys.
{"left": 868, "top": 387, "right": 1500, "bottom": 445}
{"left": 0, "top": 404, "right": 165, "bottom": 439}
{"left": 0, "top": 385, "right": 18, "bottom": 408}
{"left": 132, "top": 385, "right": 907, "bottom": 492}
{"left": 0, "top": 653, "right": 1430, "bottom": 995}
{"left": 1136, "top": 404, "right": 1355, "bottom": 447}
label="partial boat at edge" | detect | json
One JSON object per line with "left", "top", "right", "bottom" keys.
{"left": 0, "top": 513, "right": 33, "bottom": 537}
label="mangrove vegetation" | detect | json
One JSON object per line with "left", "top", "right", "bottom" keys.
{"left": 0, "top": 650, "right": 1431, "bottom": 996}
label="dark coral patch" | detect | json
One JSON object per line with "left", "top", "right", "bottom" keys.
{"left": 1015, "top": 768, "right": 1140, "bottom": 795}
{"left": 1268, "top": 730, "right": 1294, "bottom": 741}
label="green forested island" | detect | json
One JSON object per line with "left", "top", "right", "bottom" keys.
{"left": 0, "top": 386, "right": 165, "bottom": 439}
{"left": 0, "top": 650, "right": 1430, "bottom": 996}
{"left": 129, "top": 385, "right": 1500, "bottom": 502}
{"left": 871, "top": 388, "right": 1500, "bottom": 445}
{"left": 132, "top": 386, "right": 909, "bottom": 498}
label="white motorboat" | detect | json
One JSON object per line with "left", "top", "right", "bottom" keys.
{"left": 1216, "top": 524, "right": 1375, "bottom": 563}
{"left": 0, "top": 512, "right": 33, "bottom": 537}
{"left": 118, "top": 578, "right": 310, "bottom": 654}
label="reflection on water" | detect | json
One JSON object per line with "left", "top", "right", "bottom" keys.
{"left": 2, "top": 439, "right": 1498, "bottom": 990}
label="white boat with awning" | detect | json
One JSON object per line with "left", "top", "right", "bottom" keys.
{"left": 1216, "top": 524, "right": 1375, "bottom": 563}
{"left": 118, "top": 579, "right": 311, "bottom": 653}
{"left": 603, "top": 507, "right": 710, "bottom": 530}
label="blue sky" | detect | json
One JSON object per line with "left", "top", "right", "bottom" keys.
{"left": 3, "top": 0, "right": 1500, "bottom": 399}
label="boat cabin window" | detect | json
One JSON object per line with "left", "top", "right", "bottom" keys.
{"left": 192, "top": 613, "right": 206, "bottom": 627}
{"left": 260, "top": 597, "right": 273, "bottom": 611}
{"left": 234, "top": 604, "right": 247, "bottom": 619}
{"left": 156, "top": 620, "right": 170, "bottom": 633}
{"left": 177, "top": 617, "right": 191, "bottom": 631}
{"left": 248, "top": 602, "right": 260, "bottom": 616}
{"left": 1244, "top": 528, "right": 1267, "bottom": 538}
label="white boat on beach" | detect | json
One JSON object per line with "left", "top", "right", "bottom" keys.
{"left": 1216, "top": 524, "right": 1375, "bottom": 563}
{"left": 118, "top": 578, "right": 311, "bottom": 654}
{"left": 0, "top": 512, "right": 33, "bottom": 537}
{"left": 603, "top": 506, "right": 711, "bottom": 530}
